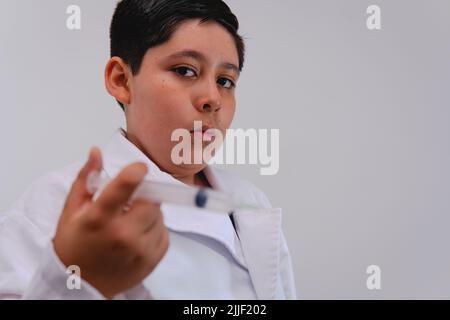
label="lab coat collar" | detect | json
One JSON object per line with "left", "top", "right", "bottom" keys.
{"left": 101, "top": 129, "right": 177, "bottom": 185}
{"left": 100, "top": 129, "right": 282, "bottom": 300}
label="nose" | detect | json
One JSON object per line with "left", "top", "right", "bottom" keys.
{"left": 193, "top": 79, "right": 222, "bottom": 113}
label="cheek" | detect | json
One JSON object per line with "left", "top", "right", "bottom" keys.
{"left": 220, "top": 100, "right": 236, "bottom": 128}
{"left": 136, "top": 75, "right": 171, "bottom": 107}
{"left": 135, "top": 75, "right": 187, "bottom": 121}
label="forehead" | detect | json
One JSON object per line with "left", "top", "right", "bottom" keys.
{"left": 148, "top": 19, "right": 239, "bottom": 67}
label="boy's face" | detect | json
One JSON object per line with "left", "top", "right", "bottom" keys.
{"left": 106, "top": 19, "right": 240, "bottom": 180}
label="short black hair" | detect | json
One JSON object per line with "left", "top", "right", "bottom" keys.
{"left": 110, "top": 0, "right": 246, "bottom": 110}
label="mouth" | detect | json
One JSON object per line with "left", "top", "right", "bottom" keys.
{"left": 190, "top": 125, "right": 216, "bottom": 140}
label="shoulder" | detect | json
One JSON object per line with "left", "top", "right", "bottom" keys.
{"left": 2, "top": 162, "right": 83, "bottom": 233}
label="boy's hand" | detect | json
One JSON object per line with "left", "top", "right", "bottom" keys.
{"left": 53, "top": 147, "right": 169, "bottom": 299}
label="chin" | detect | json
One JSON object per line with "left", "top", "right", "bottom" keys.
{"left": 165, "top": 162, "right": 206, "bottom": 178}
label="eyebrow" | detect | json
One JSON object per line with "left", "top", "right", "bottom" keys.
{"left": 166, "top": 49, "right": 240, "bottom": 75}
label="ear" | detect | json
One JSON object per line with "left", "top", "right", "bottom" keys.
{"left": 104, "top": 57, "right": 132, "bottom": 106}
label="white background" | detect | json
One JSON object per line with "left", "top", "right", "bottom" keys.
{"left": 1, "top": 0, "right": 450, "bottom": 298}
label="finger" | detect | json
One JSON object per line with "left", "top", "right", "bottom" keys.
{"left": 139, "top": 222, "right": 168, "bottom": 262}
{"left": 64, "top": 147, "right": 103, "bottom": 214}
{"left": 95, "top": 162, "right": 148, "bottom": 216}
{"left": 144, "top": 227, "right": 170, "bottom": 267}
{"left": 122, "top": 200, "right": 161, "bottom": 234}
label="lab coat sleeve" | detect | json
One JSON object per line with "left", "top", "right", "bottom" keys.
{"left": 23, "top": 241, "right": 108, "bottom": 300}
{"left": 0, "top": 210, "right": 106, "bottom": 299}
{"left": 23, "top": 240, "right": 153, "bottom": 300}
{"left": 0, "top": 169, "right": 153, "bottom": 300}
{"left": 0, "top": 210, "right": 153, "bottom": 300}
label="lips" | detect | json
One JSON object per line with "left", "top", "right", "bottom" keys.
{"left": 190, "top": 125, "right": 216, "bottom": 140}
{"left": 190, "top": 124, "right": 211, "bottom": 133}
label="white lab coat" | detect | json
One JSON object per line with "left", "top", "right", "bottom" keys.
{"left": 0, "top": 129, "right": 297, "bottom": 300}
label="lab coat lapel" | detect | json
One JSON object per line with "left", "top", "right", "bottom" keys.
{"left": 232, "top": 208, "right": 282, "bottom": 300}
{"left": 205, "top": 166, "right": 283, "bottom": 300}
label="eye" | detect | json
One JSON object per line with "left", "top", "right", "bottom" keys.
{"left": 172, "top": 66, "right": 197, "bottom": 78}
{"left": 218, "top": 77, "right": 235, "bottom": 89}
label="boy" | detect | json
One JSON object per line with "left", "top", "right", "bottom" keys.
{"left": 0, "top": 0, "right": 296, "bottom": 299}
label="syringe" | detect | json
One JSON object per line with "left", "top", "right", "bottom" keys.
{"left": 86, "top": 172, "right": 257, "bottom": 214}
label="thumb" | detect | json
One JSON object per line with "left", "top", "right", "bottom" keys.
{"left": 64, "top": 147, "right": 103, "bottom": 214}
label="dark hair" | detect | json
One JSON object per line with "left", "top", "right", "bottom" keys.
{"left": 110, "top": 0, "right": 246, "bottom": 110}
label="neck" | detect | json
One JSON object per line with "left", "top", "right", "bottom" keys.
{"left": 173, "top": 170, "right": 211, "bottom": 188}
{"left": 123, "top": 128, "right": 211, "bottom": 188}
